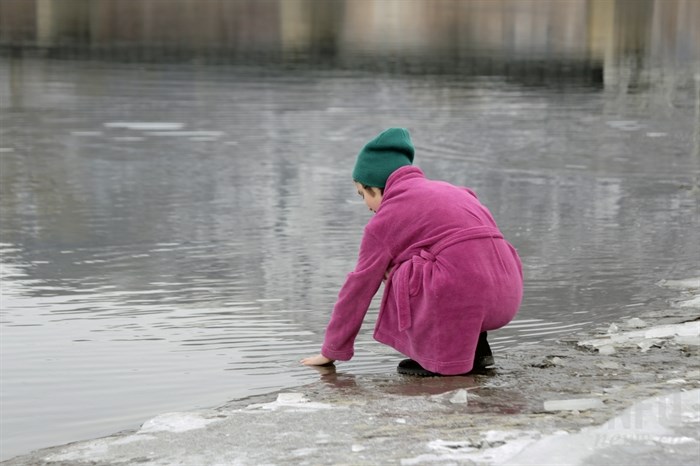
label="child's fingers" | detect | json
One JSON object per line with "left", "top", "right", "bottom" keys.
{"left": 300, "top": 354, "right": 334, "bottom": 366}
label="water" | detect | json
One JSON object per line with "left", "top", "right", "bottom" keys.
{"left": 1, "top": 12, "right": 700, "bottom": 461}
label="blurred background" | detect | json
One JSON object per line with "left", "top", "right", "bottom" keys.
{"left": 1, "top": 0, "right": 699, "bottom": 79}
{"left": 1, "top": 0, "right": 699, "bottom": 460}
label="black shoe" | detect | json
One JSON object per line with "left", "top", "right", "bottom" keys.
{"left": 397, "top": 333, "right": 495, "bottom": 376}
{"left": 397, "top": 359, "right": 440, "bottom": 377}
{"left": 473, "top": 331, "right": 495, "bottom": 370}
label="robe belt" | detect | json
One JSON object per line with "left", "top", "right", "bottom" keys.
{"left": 393, "top": 226, "right": 503, "bottom": 331}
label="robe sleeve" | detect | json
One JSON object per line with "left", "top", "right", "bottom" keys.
{"left": 321, "top": 228, "right": 391, "bottom": 361}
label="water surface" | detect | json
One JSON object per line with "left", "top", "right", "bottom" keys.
{"left": 1, "top": 56, "right": 699, "bottom": 459}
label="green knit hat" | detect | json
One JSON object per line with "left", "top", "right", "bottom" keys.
{"left": 352, "top": 128, "right": 414, "bottom": 188}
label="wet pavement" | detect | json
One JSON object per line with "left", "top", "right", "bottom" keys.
{"left": 3, "top": 279, "right": 699, "bottom": 465}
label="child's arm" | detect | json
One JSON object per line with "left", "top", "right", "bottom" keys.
{"left": 302, "top": 228, "right": 391, "bottom": 366}
{"left": 300, "top": 354, "right": 335, "bottom": 366}
{"left": 320, "top": 228, "right": 390, "bottom": 361}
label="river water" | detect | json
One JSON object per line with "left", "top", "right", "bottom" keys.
{"left": 1, "top": 53, "right": 699, "bottom": 459}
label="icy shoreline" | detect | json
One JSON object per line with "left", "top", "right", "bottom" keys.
{"left": 4, "top": 278, "right": 699, "bottom": 465}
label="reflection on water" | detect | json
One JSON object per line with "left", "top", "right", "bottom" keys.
{"left": 1, "top": 1, "right": 700, "bottom": 461}
{"left": 1, "top": 0, "right": 699, "bottom": 80}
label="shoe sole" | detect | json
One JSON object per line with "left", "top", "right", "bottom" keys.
{"left": 397, "top": 366, "right": 440, "bottom": 377}
{"left": 479, "top": 355, "right": 495, "bottom": 367}
{"left": 398, "top": 356, "right": 496, "bottom": 377}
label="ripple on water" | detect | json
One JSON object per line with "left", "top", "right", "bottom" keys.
{"left": 2, "top": 54, "right": 699, "bottom": 460}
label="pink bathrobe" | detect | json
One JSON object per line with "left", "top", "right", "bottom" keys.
{"left": 322, "top": 166, "right": 523, "bottom": 374}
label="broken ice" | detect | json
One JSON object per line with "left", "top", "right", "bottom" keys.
{"left": 244, "top": 393, "right": 333, "bottom": 411}
{"left": 543, "top": 398, "right": 604, "bottom": 412}
{"left": 138, "top": 412, "right": 219, "bottom": 433}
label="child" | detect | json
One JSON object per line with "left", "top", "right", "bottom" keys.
{"left": 301, "top": 128, "right": 523, "bottom": 376}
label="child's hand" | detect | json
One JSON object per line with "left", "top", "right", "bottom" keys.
{"left": 383, "top": 265, "right": 394, "bottom": 282}
{"left": 300, "top": 354, "right": 335, "bottom": 366}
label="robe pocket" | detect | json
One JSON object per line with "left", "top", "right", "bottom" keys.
{"left": 408, "top": 256, "right": 425, "bottom": 297}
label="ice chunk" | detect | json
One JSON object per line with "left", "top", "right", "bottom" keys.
{"left": 606, "top": 120, "right": 643, "bottom": 131}
{"left": 666, "top": 378, "right": 687, "bottom": 385}
{"left": 679, "top": 296, "right": 700, "bottom": 308}
{"left": 583, "top": 321, "right": 700, "bottom": 351}
{"left": 675, "top": 335, "right": 700, "bottom": 346}
{"left": 645, "top": 321, "right": 700, "bottom": 338}
{"left": 598, "top": 345, "right": 616, "bottom": 355}
{"left": 276, "top": 392, "right": 306, "bottom": 404}
{"left": 146, "top": 131, "right": 224, "bottom": 137}
{"left": 506, "top": 390, "right": 700, "bottom": 465}
{"left": 603, "top": 385, "right": 623, "bottom": 393}
{"left": 638, "top": 339, "right": 663, "bottom": 352}
{"left": 658, "top": 277, "right": 700, "bottom": 290}
{"left": 625, "top": 318, "right": 647, "bottom": 328}
{"left": 43, "top": 440, "right": 111, "bottom": 462}
{"left": 596, "top": 361, "right": 620, "bottom": 370}
{"left": 291, "top": 447, "right": 318, "bottom": 457}
{"left": 111, "top": 434, "right": 156, "bottom": 445}
{"left": 449, "top": 389, "right": 468, "bottom": 404}
{"left": 607, "top": 323, "right": 620, "bottom": 334}
{"left": 245, "top": 392, "right": 333, "bottom": 411}
{"left": 402, "top": 432, "right": 541, "bottom": 465}
{"left": 543, "top": 398, "right": 604, "bottom": 411}
{"left": 138, "top": 412, "right": 219, "bottom": 433}
{"left": 104, "top": 122, "right": 185, "bottom": 131}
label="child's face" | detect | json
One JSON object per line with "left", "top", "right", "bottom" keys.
{"left": 355, "top": 182, "right": 383, "bottom": 213}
